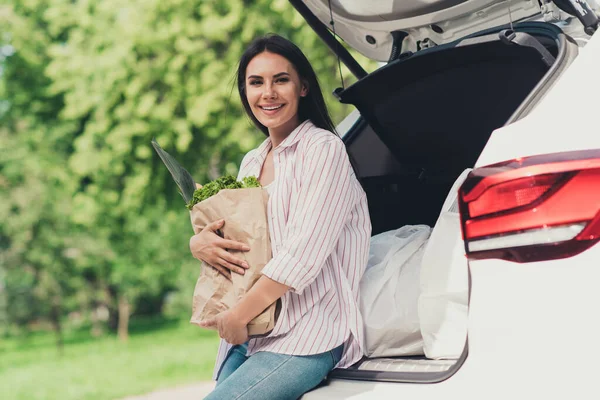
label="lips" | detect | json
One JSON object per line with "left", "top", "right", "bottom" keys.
{"left": 259, "top": 104, "right": 284, "bottom": 111}
{"left": 258, "top": 103, "right": 286, "bottom": 116}
{"left": 259, "top": 104, "right": 283, "bottom": 111}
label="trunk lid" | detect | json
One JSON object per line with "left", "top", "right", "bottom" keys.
{"left": 296, "top": 0, "right": 596, "bottom": 61}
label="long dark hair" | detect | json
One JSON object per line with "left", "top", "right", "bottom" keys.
{"left": 236, "top": 33, "right": 337, "bottom": 136}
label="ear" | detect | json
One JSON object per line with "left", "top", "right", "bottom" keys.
{"left": 300, "top": 81, "right": 309, "bottom": 97}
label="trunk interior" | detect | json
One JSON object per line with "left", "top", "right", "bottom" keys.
{"left": 332, "top": 23, "right": 573, "bottom": 382}
{"left": 344, "top": 24, "right": 565, "bottom": 237}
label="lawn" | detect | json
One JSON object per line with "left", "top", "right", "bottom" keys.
{"left": 0, "top": 318, "right": 220, "bottom": 400}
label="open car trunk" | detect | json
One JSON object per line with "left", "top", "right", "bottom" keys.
{"left": 327, "top": 22, "right": 578, "bottom": 383}
{"left": 344, "top": 22, "right": 575, "bottom": 236}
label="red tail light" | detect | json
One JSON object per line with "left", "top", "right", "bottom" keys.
{"left": 467, "top": 174, "right": 563, "bottom": 218}
{"left": 459, "top": 150, "right": 600, "bottom": 262}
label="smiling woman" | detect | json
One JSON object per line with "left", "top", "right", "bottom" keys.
{"left": 188, "top": 33, "right": 372, "bottom": 400}
{"left": 236, "top": 34, "right": 338, "bottom": 141}
{"left": 244, "top": 57, "right": 308, "bottom": 143}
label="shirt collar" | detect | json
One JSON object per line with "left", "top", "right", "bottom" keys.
{"left": 276, "top": 119, "right": 312, "bottom": 150}
{"left": 253, "top": 119, "right": 313, "bottom": 164}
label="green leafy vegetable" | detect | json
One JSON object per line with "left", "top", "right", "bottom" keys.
{"left": 242, "top": 176, "right": 261, "bottom": 188}
{"left": 186, "top": 175, "right": 261, "bottom": 209}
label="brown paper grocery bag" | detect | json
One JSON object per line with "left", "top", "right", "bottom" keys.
{"left": 189, "top": 187, "right": 278, "bottom": 337}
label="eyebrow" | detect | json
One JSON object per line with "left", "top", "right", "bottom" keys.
{"left": 247, "top": 72, "right": 291, "bottom": 80}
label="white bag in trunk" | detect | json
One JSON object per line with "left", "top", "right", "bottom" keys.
{"left": 360, "top": 225, "right": 431, "bottom": 357}
{"left": 419, "top": 169, "right": 471, "bottom": 360}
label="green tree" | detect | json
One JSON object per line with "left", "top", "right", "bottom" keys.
{"left": 1, "top": 0, "right": 372, "bottom": 342}
{"left": 0, "top": 0, "right": 82, "bottom": 347}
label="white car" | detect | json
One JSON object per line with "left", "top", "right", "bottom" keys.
{"left": 289, "top": 0, "right": 600, "bottom": 398}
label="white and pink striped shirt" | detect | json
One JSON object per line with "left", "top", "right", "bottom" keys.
{"left": 213, "top": 119, "right": 372, "bottom": 379}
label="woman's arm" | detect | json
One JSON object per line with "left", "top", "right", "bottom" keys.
{"left": 189, "top": 183, "right": 251, "bottom": 279}
{"left": 200, "top": 276, "right": 289, "bottom": 344}
{"left": 232, "top": 276, "right": 289, "bottom": 325}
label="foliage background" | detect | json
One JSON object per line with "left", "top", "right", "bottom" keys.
{"left": 0, "top": 0, "right": 376, "bottom": 398}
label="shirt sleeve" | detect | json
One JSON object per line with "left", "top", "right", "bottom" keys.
{"left": 260, "top": 136, "right": 360, "bottom": 295}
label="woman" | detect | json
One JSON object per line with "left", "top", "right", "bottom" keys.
{"left": 190, "top": 33, "right": 371, "bottom": 400}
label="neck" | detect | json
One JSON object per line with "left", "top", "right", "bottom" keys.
{"left": 268, "top": 116, "right": 301, "bottom": 149}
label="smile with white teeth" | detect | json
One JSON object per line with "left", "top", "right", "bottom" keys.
{"left": 260, "top": 104, "right": 284, "bottom": 111}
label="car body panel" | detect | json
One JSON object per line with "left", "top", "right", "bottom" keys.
{"left": 476, "top": 23, "right": 600, "bottom": 167}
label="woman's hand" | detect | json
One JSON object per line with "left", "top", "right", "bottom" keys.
{"left": 189, "top": 219, "right": 251, "bottom": 280}
{"left": 200, "top": 309, "right": 249, "bottom": 345}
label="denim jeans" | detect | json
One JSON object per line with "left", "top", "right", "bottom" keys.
{"left": 204, "top": 343, "right": 345, "bottom": 400}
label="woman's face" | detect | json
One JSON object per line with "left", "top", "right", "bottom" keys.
{"left": 245, "top": 51, "right": 307, "bottom": 137}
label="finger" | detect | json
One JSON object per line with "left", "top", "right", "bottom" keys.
{"left": 200, "top": 318, "right": 217, "bottom": 328}
{"left": 219, "top": 239, "right": 251, "bottom": 252}
{"left": 221, "top": 252, "right": 249, "bottom": 269}
{"left": 195, "top": 183, "right": 203, "bottom": 189}
{"left": 218, "top": 258, "right": 245, "bottom": 275}
{"left": 209, "top": 263, "right": 231, "bottom": 281}
{"left": 204, "top": 219, "right": 225, "bottom": 232}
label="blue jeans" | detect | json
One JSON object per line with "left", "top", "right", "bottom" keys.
{"left": 204, "top": 343, "right": 344, "bottom": 400}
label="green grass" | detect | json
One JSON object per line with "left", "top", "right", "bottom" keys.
{"left": 0, "top": 318, "right": 220, "bottom": 400}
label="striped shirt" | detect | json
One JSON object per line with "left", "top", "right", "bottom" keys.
{"left": 213, "top": 119, "right": 372, "bottom": 379}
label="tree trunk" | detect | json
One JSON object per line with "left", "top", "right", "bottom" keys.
{"left": 50, "top": 302, "right": 64, "bottom": 356}
{"left": 105, "top": 286, "right": 118, "bottom": 332}
{"left": 90, "top": 304, "right": 104, "bottom": 338}
{"left": 117, "top": 295, "right": 130, "bottom": 342}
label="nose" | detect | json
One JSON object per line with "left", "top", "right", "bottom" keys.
{"left": 262, "top": 82, "right": 277, "bottom": 99}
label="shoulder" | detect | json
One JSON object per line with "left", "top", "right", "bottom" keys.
{"left": 240, "top": 149, "right": 258, "bottom": 168}
{"left": 298, "top": 125, "right": 345, "bottom": 154}
{"left": 295, "top": 127, "right": 353, "bottom": 176}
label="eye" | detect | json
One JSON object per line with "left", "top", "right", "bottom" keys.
{"left": 276, "top": 77, "right": 289, "bottom": 83}
{"left": 249, "top": 79, "right": 262, "bottom": 86}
